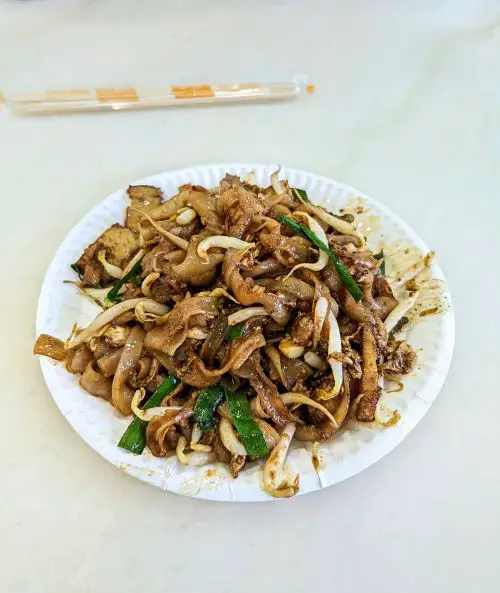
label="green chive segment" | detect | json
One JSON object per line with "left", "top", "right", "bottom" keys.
{"left": 194, "top": 386, "right": 225, "bottom": 432}
{"left": 225, "top": 390, "right": 268, "bottom": 457}
{"left": 118, "top": 375, "right": 179, "bottom": 454}
{"left": 374, "top": 250, "right": 386, "bottom": 276}
{"left": 278, "top": 214, "right": 363, "bottom": 301}
{"left": 292, "top": 188, "right": 310, "bottom": 202}
{"left": 226, "top": 322, "right": 244, "bottom": 341}
{"left": 105, "top": 259, "right": 143, "bottom": 306}
{"left": 70, "top": 263, "right": 84, "bottom": 281}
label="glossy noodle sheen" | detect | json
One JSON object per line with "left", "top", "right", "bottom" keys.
{"left": 34, "top": 173, "right": 420, "bottom": 497}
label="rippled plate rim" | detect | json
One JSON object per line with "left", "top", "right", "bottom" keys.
{"left": 36, "top": 163, "right": 455, "bottom": 502}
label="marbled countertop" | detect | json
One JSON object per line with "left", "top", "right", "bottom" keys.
{"left": 1, "top": 2, "right": 499, "bottom": 592}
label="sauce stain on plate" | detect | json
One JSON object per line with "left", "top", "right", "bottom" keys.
{"left": 179, "top": 465, "right": 229, "bottom": 497}
{"left": 341, "top": 196, "right": 382, "bottom": 236}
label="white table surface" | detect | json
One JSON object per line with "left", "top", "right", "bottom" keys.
{"left": 1, "top": 1, "right": 499, "bottom": 592}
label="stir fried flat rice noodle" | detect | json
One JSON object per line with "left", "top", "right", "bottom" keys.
{"left": 34, "top": 172, "right": 421, "bottom": 497}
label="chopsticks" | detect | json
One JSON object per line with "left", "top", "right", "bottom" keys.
{"left": 3, "top": 80, "right": 315, "bottom": 116}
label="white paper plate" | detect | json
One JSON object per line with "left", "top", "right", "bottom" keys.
{"left": 36, "top": 164, "right": 454, "bottom": 502}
